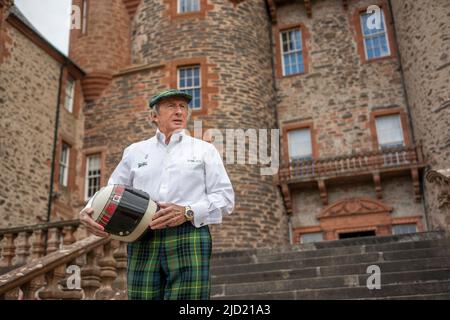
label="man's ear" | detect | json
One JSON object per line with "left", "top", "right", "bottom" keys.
{"left": 150, "top": 109, "right": 158, "bottom": 122}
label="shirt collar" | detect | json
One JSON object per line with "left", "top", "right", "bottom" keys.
{"left": 156, "top": 128, "right": 186, "bottom": 145}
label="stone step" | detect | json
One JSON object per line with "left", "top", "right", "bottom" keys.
{"left": 211, "top": 245, "right": 450, "bottom": 276}
{"left": 212, "top": 279, "right": 450, "bottom": 300}
{"left": 212, "top": 256, "right": 450, "bottom": 285}
{"left": 211, "top": 268, "right": 450, "bottom": 297}
{"left": 211, "top": 238, "right": 450, "bottom": 268}
{"left": 211, "top": 231, "right": 447, "bottom": 261}
{"left": 361, "top": 292, "right": 450, "bottom": 300}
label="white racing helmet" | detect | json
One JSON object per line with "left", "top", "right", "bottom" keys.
{"left": 90, "top": 185, "right": 157, "bottom": 242}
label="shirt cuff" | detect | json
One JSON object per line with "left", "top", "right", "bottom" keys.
{"left": 190, "top": 200, "right": 210, "bottom": 228}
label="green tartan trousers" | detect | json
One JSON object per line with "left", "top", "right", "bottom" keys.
{"left": 126, "top": 222, "right": 212, "bottom": 300}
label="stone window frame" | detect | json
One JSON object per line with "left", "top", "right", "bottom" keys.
{"left": 164, "top": 0, "right": 210, "bottom": 20}
{"left": 177, "top": 0, "right": 200, "bottom": 14}
{"left": 282, "top": 121, "right": 318, "bottom": 165}
{"left": 177, "top": 65, "right": 202, "bottom": 110}
{"left": 352, "top": 1, "right": 397, "bottom": 64}
{"left": 280, "top": 28, "right": 305, "bottom": 76}
{"left": 391, "top": 216, "right": 424, "bottom": 233}
{"left": 369, "top": 108, "right": 411, "bottom": 151}
{"left": 59, "top": 142, "right": 71, "bottom": 188}
{"left": 161, "top": 57, "right": 219, "bottom": 116}
{"left": 274, "top": 23, "right": 310, "bottom": 78}
{"left": 359, "top": 9, "right": 391, "bottom": 60}
{"left": 62, "top": 68, "right": 83, "bottom": 119}
{"left": 293, "top": 226, "right": 323, "bottom": 244}
{"left": 81, "top": 147, "right": 107, "bottom": 203}
{"left": 54, "top": 136, "right": 77, "bottom": 192}
{"left": 64, "top": 76, "right": 76, "bottom": 113}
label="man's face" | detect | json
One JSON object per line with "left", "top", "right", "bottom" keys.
{"left": 153, "top": 96, "right": 189, "bottom": 134}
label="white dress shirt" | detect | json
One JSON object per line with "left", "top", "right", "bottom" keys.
{"left": 88, "top": 129, "right": 234, "bottom": 228}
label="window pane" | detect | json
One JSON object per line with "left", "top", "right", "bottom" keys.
{"left": 392, "top": 224, "right": 417, "bottom": 235}
{"left": 86, "top": 154, "right": 101, "bottom": 200}
{"left": 375, "top": 114, "right": 404, "bottom": 148}
{"left": 282, "top": 33, "right": 288, "bottom": 52}
{"left": 300, "top": 232, "right": 323, "bottom": 244}
{"left": 361, "top": 11, "right": 390, "bottom": 59}
{"left": 361, "top": 11, "right": 386, "bottom": 36}
{"left": 281, "top": 29, "right": 304, "bottom": 76}
{"left": 293, "top": 30, "right": 302, "bottom": 50}
{"left": 178, "top": 65, "right": 201, "bottom": 109}
{"left": 178, "top": 0, "right": 200, "bottom": 13}
{"left": 288, "top": 128, "right": 312, "bottom": 160}
{"left": 65, "top": 79, "right": 75, "bottom": 113}
{"left": 59, "top": 144, "right": 70, "bottom": 187}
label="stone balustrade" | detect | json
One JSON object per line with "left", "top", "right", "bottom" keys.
{"left": 279, "top": 145, "right": 425, "bottom": 182}
{"left": 0, "top": 235, "right": 128, "bottom": 300}
{"left": 0, "top": 220, "right": 81, "bottom": 272}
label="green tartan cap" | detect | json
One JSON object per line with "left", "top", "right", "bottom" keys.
{"left": 148, "top": 89, "right": 192, "bottom": 109}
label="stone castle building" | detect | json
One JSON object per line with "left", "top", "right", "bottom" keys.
{"left": 0, "top": 0, "right": 449, "bottom": 252}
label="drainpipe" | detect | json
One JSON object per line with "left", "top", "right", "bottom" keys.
{"left": 44, "top": 62, "right": 66, "bottom": 251}
{"left": 265, "top": 1, "right": 293, "bottom": 243}
{"left": 288, "top": 215, "right": 294, "bottom": 245}
{"left": 387, "top": 0, "right": 430, "bottom": 231}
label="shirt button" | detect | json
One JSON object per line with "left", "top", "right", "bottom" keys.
{"left": 200, "top": 223, "right": 204, "bottom": 226}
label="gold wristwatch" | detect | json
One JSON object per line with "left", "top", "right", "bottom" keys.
{"left": 184, "top": 206, "right": 194, "bottom": 221}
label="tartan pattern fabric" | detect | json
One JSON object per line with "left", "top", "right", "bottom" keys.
{"left": 126, "top": 221, "right": 212, "bottom": 300}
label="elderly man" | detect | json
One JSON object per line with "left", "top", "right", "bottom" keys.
{"left": 79, "top": 89, "right": 235, "bottom": 300}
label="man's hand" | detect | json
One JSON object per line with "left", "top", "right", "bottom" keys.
{"left": 150, "top": 202, "right": 187, "bottom": 230}
{"left": 79, "top": 207, "right": 110, "bottom": 238}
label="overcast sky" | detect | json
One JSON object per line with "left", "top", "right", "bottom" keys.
{"left": 15, "top": 0, "right": 72, "bottom": 54}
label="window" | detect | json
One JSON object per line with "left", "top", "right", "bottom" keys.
{"left": 300, "top": 232, "right": 323, "bottom": 244}
{"left": 281, "top": 28, "right": 305, "bottom": 76}
{"left": 64, "top": 78, "right": 75, "bottom": 113}
{"left": 82, "top": 0, "right": 88, "bottom": 35}
{"left": 392, "top": 224, "right": 417, "bottom": 235}
{"left": 360, "top": 10, "right": 390, "bottom": 60}
{"left": 375, "top": 114, "right": 404, "bottom": 149}
{"left": 178, "top": 65, "right": 201, "bottom": 109}
{"left": 287, "top": 128, "right": 312, "bottom": 161}
{"left": 59, "top": 143, "right": 70, "bottom": 187}
{"left": 178, "top": 0, "right": 200, "bottom": 13}
{"left": 85, "top": 154, "right": 101, "bottom": 200}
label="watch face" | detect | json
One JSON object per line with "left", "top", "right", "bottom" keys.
{"left": 186, "top": 210, "right": 194, "bottom": 217}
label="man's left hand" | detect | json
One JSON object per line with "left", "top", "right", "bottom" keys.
{"left": 150, "top": 202, "right": 186, "bottom": 229}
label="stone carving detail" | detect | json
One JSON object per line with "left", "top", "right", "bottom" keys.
{"left": 426, "top": 169, "right": 450, "bottom": 209}
{"left": 318, "top": 197, "right": 393, "bottom": 219}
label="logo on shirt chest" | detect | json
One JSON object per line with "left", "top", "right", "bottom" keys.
{"left": 138, "top": 162, "right": 148, "bottom": 168}
{"left": 187, "top": 159, "right": 202, "bottom": 164}
{"left": 137, "top": 154, "right": 150, "bottom": 168}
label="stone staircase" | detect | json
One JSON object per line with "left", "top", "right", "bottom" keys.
{"left": 2, "top": 223, "right": 449, "bottom": 300}
{"left": 210, "top": 231, "right": 450, "bottom": 300}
